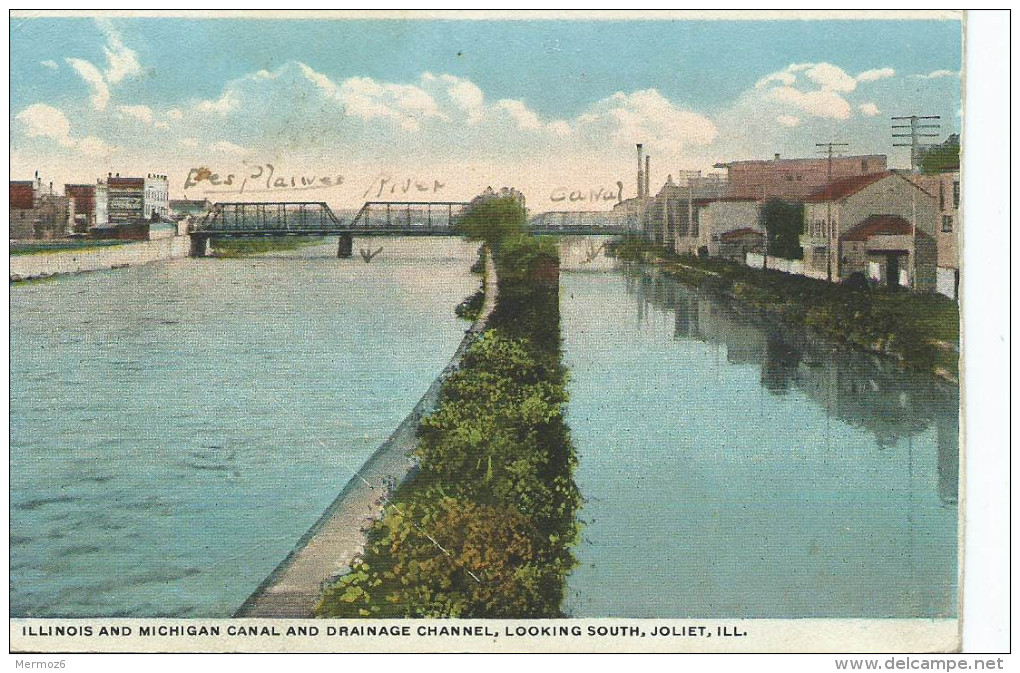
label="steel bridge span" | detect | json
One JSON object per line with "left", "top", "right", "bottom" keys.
{"left": 189, "top": 200, "right": 637, "bottom": 257}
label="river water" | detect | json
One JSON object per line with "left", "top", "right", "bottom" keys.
{"left": 10, "top": 238, "right": 479, "bottom": 617}
{"left": 561, "top": 263, "right": 959, "bottom": 618}
{"left": 10, "top": 239, "right": 960, "bottom": 620}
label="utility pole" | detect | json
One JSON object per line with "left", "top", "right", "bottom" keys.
{"left": 892, "top": 115, "right": 941, "bottom": 172}
{"left": 761, "top": 183, "right": 768, "bottom": 270}
{"left": 687, "top": 174, "right": 694, "bottom": 253}
{"left": 816, "top": 142, "right": 849, "bottom": 282}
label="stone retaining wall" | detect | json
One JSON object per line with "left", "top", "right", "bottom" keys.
{"left": 235, "top": 253, "right": 497, "bottom": 618}
{"left": 10, "top": 235, "right": 192, "bottom": 281}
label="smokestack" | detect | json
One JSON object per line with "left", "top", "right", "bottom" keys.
{"left": 617, "top": 181, "right": 624, "bottom": 204}
{"left": 636, "top": 143, "right": 644, "bottom": 198}
{"left": 645, "top": 155, "right": 651, "bottom": 197}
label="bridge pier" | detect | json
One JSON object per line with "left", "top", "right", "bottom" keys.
{"left": 189, "top": 234, "right": 211, "bottom": 258}
{"left": 337, "top": 233, "right": 353, "bottom": 258}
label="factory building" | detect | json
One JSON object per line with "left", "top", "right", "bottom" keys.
{"left": 9, "top": 173, "right": 73, "bottom": 240}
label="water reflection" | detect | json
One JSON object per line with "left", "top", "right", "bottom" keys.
{"left": 624, "top": 264, "right": 959, "bottom": 505}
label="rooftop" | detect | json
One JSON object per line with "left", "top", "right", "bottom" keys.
{"left": 804, "top": 171, "right": 892, "bottom": 202}
{"left": 715, "top": 154, "right": 886, "bottom": 169}
{"left": 841, "top": 214, "right": 913, "bottom": 241}
{"left": 719, "top": 227, "right": 764, "bottom": 242}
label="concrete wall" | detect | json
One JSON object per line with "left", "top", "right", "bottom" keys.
{"left": 746, "top": 253, "right": 828, "bottom": 280}
{"left": 799, "top": 174, "right": 938, "bottom": 286}
{"left": 10, "top": 235, "right": 191, "bottom": 280}
{"left": 237, "top": 253, "right": 500, "bottom": 618}
{"left": 699, "top": 200, "right": 761, "bottom": 256}
{"left": 937, "top": 266, "right": 959, "bottom": 299}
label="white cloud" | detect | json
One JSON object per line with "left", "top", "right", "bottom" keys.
{"left": 117, "top": 104, "right": 153, "bottom": 124}
{"left": 15, "top": 104, "right": 114, "bottom": 160}
{"left": 77, "top": 136, "right": 114, "bottom": 158}
{"left": 776, "top": 115, "right": 800, "bottom": 127}
{"left": 802, "top": 63, "right": 858, "bottom": 92}
{"left": 915, "top": 69, "right": 958, "bottom": 79}
{"left": 209, "top": 140, "right": 248, "bottom": 155}
{"left": 178, "top": 137, "right": 200, "bottom": 147}
{"left": 771, "top": 85, "right": 851, "bottom": 120}
{"left": 858, "top": 102, "right": 881, "bottom": 117}
{"left": 95, "top": 18, "right": 142, "bottom": 84}
{"left": 576, "top": 89, "right": 717, "bottom": 150}
{"left": 65, "top": 58, "right": 110, "bottom": 110}
{"left": 186, "top": 62, "right": 603, "bottom": 149}
{"left": 154, "top": 121, "right": 170, "bottom": 130}
{"left": 856, "top": 67, "right": 895, "bottom": 83}
{"left": 497, "top": 99, "right": 543, "bottom": 130}
{"left": 755, "top": 71, "right": 796, "bottom": 89}
{"left": 196, "top": 91, "right": 238, "bottom": 115}
{"left": 167, "top": 108, "right": 184, "bottom": 120}
{"left": 40, "top": 60, "right": 58, "bottom": 70}
{"left": 16, "top": 104, "right": 74, "bottom": 147}
{"left": 437, "top": 74, "right": 485, "bottom": 121}
{"left": 748, "top": 62, "right": 893, "bottom": 122}
{"left": 64, "top": 19, "right": 141, "bottom": 111}
{"left": 336, "top": 75, "right": 442, "bottom": 130}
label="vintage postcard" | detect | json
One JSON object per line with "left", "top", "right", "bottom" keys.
{"left": 9, "top": 10, "right": 970, "bottom": 654}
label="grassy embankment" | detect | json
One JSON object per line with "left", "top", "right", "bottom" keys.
{"left": 208, "top": 236, "right": 322, "bottom": 257}
{"left": 608, "top": 236, "right": 960, "bottom": 381}
{"left": 10, "top": 240, "right": 132, "bottom": 256}
{"left": 316, "top": 194, "right": 580, "bottom": 618}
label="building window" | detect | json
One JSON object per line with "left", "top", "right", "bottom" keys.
{"left": 939, "top": 182, "right": 945, "bottom": 211}
{"left": 942, "top": 215, "right": 953, "bottom": 233}
{"left": 953, "top": 180, "right": 960, "bottom": 208}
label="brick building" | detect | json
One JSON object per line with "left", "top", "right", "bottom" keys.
{"left": 799, "top": 171, "right": 938, "bottom": 291}
{"left": 9, "top": 175, "right": 73, "bottom": 240}
{"left": 64, "top": 184, "right": 97, "bottom": 232}
{"left": 715, "top": 154, "right": 888, "bottom": 201}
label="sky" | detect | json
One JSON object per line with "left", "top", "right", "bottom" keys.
{"left": 9, "top": 14, "right": 963, "bottom": 210}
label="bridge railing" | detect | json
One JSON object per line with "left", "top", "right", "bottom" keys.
{"left": 196, "top": 202, "right": 344, "bottom": 233}
{"left": 528, "top": 210, "right": 641, "bottom": 233}
{"left": 193, "top": 201, "right": 641, "bottom": 236}
{"left": 348, "top": 201, "right": 470, "bottom": 231}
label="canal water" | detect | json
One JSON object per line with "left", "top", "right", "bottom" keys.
{"left": 10, "top": 238, "right": 480, "bottom": 617}
{"left": 561, "top": 263, "right": 959, "bottom": 619}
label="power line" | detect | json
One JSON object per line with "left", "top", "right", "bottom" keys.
{"left": 892, "top": 115, "right": 941, "bottom": 172}
{"left": 816, "top": 142, "right": 849, "bottom": 282}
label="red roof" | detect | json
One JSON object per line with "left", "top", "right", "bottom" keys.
{"left": 804, "top": 171, "right": 891, "bottom": 202}
{"left": 841, "top": 215, "right": 913, "bottom": 241}
{"left": 693, "top": 196, "right": 759, "bottom": 206}
{"left": 719, "top": 227, "right": 764, "bottom": 242}
{"left": 107, "top": 177, "right": 145, "bottom": 187}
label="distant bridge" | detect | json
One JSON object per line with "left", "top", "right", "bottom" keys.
{"left": 528, "top": 210, "right": 639, "bottom": 236}
{"left": 189, "top": 200, "right": 636, "bottom": 257}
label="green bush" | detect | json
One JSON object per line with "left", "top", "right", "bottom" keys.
{"left": 317, "top": 190, "right": 580, "bottom": 619}
{"left": 317, "top": 494, "right": 562, "bottom": 618}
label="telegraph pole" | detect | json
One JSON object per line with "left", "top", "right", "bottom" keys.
{"left": 892, "top": 115, "right": 940, "bottom": 287}
{"left": 892, "top": 115, "right": 941, "bottom": 172}
{"left": 816, "top": 142, "right": 849, "bottom": 282}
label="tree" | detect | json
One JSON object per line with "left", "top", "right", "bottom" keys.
{"left": 763, "top": 198, "right": 804, "bottom": 260}
{"left": 453, "top": 191, "right": 528, "bottom": 251}
{"left": 920, "top": 134, "right": 960, "bottom": 174}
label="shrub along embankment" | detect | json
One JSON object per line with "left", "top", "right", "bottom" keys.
{"left": 316, "top": 194, "right": 580, "bottom": 618}
{"left": 607, "top": 235, "right": 960, "bottom": 381}
{"left": 209, "top": 236, "right": 321, "bottom": 257}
